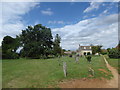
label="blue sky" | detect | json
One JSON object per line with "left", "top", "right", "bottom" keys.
{"left": 23, "top": 2, "right": 118, "bottom": 28}
{"left": 1, "top": 1, "right": 119, "bottom": 50}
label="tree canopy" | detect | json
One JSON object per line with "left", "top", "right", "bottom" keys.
{"left": 2, "top": 36, "right": 19, "bottom": 59}
{"left": 91, "top": 45, "right": 102, "bottom": 55}
{"left": 19, "top": 24, "right": 53, "bottom": 59}
{"left": 2, "top": 24, "right": 63, "bottom": 59}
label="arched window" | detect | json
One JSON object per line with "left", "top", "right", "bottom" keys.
{"left": 84, "top": 52, "right": 86, "bottom": 55}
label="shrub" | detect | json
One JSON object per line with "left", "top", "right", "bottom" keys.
{"left": 69, "top": 55, "right": 72, "bottom": 57}
{"left": 108, "top": 48, "right": 120, "bottom": 59}
{"left": 86, "top": 55, "right": 92, "bottom": 62}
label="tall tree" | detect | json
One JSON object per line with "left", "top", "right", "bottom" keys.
{"left": 91, "top": 45, "right": 102, "bottom": 55}
{"left": 53, "top": 34, "right": 61, "bottom": 56}
{"left": 19, "top": 24, "right": 53, "bottom": 58}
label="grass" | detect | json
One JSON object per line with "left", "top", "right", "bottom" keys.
{"left": 2, "top": 56, "right": 112, "bottom": 88}
{"left": 105, "top": 55, "right": 120, "bottom": 74}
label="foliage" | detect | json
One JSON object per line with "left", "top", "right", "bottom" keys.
{"left": 19, "top": 24, "right": 53, "bottom": 58}
{"left": 86, "top": 55, "right": 92, "bottom": 62}
{"left": 53, "top": 34, "right": 61, "bottom": 56}
{"left": 72, "top": 51, "right": 76, "bottom": 55}
{"left": 105, "top": 55, "right": 120, "bottom": 74}
{"left": 61, "top": 49, "right": 66, "bottom": 56}
{"left": 107, "top": 48, "right": 120, "bottom": 59}
{"left": 101, "top": 49, "right": 108, "bottom": 55}
{"left": 2, "top": 36, "right": 19, "bottom": 59}
{"left": 91, "top": 45, "right": 102, "bottom": 55}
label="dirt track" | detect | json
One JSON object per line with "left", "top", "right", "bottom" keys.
{"left": 59, "top": 56, "right": 119, "bottom": 88}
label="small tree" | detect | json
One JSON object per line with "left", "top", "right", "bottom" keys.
{"left": 53, "top": 34, "right": 61, "bottom": 57}
{"left": 86, "top": 55, "right": 92, "bottom": 63}
{"left": 2, "top": 36, "right": 19, "bottom": 59}
{"left": 108, "top": 48, "right": 120, "bottom": 58}
{"left": 91, "top": 45, "right": 102, "bottom": 55}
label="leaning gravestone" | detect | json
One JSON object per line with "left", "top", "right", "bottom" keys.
{"left": 63, "top": 62, "right": 67, "bottom": 77}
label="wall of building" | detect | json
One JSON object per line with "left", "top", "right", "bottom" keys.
{"left": 80, "top": 50, "right": 92, "bottom": 55}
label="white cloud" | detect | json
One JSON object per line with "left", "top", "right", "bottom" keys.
{"left": 48, "top": 21, "right": 64, "bottom": 24}
{"left": 0, "top": 2, "right": 39, "bottom": 45}
{"left": 48, "top": 20, "right": 71, "bottom": 25}
{"left": 84, "top": 2, "right": 102, "bottom": 13}
{"left": 41, "top": 8, "right": 53, "bottom": 16}
{"left": 52, "top": 14, "right": 118, "bottom": 50}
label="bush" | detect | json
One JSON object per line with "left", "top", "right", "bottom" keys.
{"left": 101, "top": 52, "right": 107, "bottom": 55}
{"left": 108, "top": 48, "right": 120, "bottom": 59}
{"left": 2, "top": 50, "right": 19, "bottom": 59}
{"left": 69, "top": 55, "right": 72, "bottom": 57}
{"left": 86, "top": 55, "right": 92, "bottom": 62}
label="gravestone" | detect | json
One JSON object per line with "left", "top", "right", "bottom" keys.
{"left": 75, "top": 56, "right": 79, "bottom": 63}
{"left": 63, "top": 62, "right": 67, "bottom": 77}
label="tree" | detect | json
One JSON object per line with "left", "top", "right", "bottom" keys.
{"left": 108, "top": 48, "right": 120, "bottom": 58}
{"left": 2, "top": 36, "right": 19, "bottom": 59}
{"left": 91, "top": 45, "right": 102, "bottom": 55}
{"left": 53, "top": 34, "right": 61, "bottom": 56}
{"left": 19, "top": 24, "right": 53, "bottom": 59}
{"left": 86, "top": 55, "right": 92, "bottom": 63}
{"left": 101, "top": 49, "right": 107, "bottom": 55}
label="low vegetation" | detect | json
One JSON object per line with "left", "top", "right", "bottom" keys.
{"left": 2, "top": 56, "right": 112, "bottom": 88}
{"left": 105, "top": 55, "right": 120, "bottom": 74}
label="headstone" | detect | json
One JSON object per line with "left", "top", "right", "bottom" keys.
{"left": 75, "top": 56, "right": 79, "bottom": 63}
{"left": 63, "top": 62, "right": 67, "bottom": 77}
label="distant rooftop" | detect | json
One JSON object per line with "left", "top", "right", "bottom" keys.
{"left": 79, "top": 46, "right": 92, "bottom": 50}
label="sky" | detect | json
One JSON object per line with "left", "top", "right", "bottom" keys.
{"left": 0, "top": 1, "right": 119, "bottom": 50}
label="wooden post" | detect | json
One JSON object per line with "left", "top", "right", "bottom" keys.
{"left": 88, "top": 67, "right": 94, "bottom": 76}
{"left": 58, "top": 56, "right": 61, "bottom": 66}
{"left": 63, "top": 62, "right": 67, "bottom": 77}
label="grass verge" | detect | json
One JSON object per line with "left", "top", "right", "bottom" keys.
{"left": 2, "top": 56, "right": 112, "bottom": 88}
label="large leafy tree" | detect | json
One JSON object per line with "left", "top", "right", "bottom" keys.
{"left": 53, "top": 34, "right": 61, "bottom": 56}
{"left": 107, "top": 41, "right": 120, "bottom": 58}
{"left": 2, "top": 36, "right": 19, "bottom": 59}
{"left": 19, "top": 24, "right": 53, "bottom": 58}
{"left": 91, "top": 45, "right": 102, "bottom": 55}
{"left": 108, "top": 48, "right": 120, "bottom": 58}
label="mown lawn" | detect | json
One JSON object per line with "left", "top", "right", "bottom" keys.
{"left": 105, "top": 55, "right": 120, "bottom": 74}
{"left": 2, "top": 56, "right": 112, "bottom": 88}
